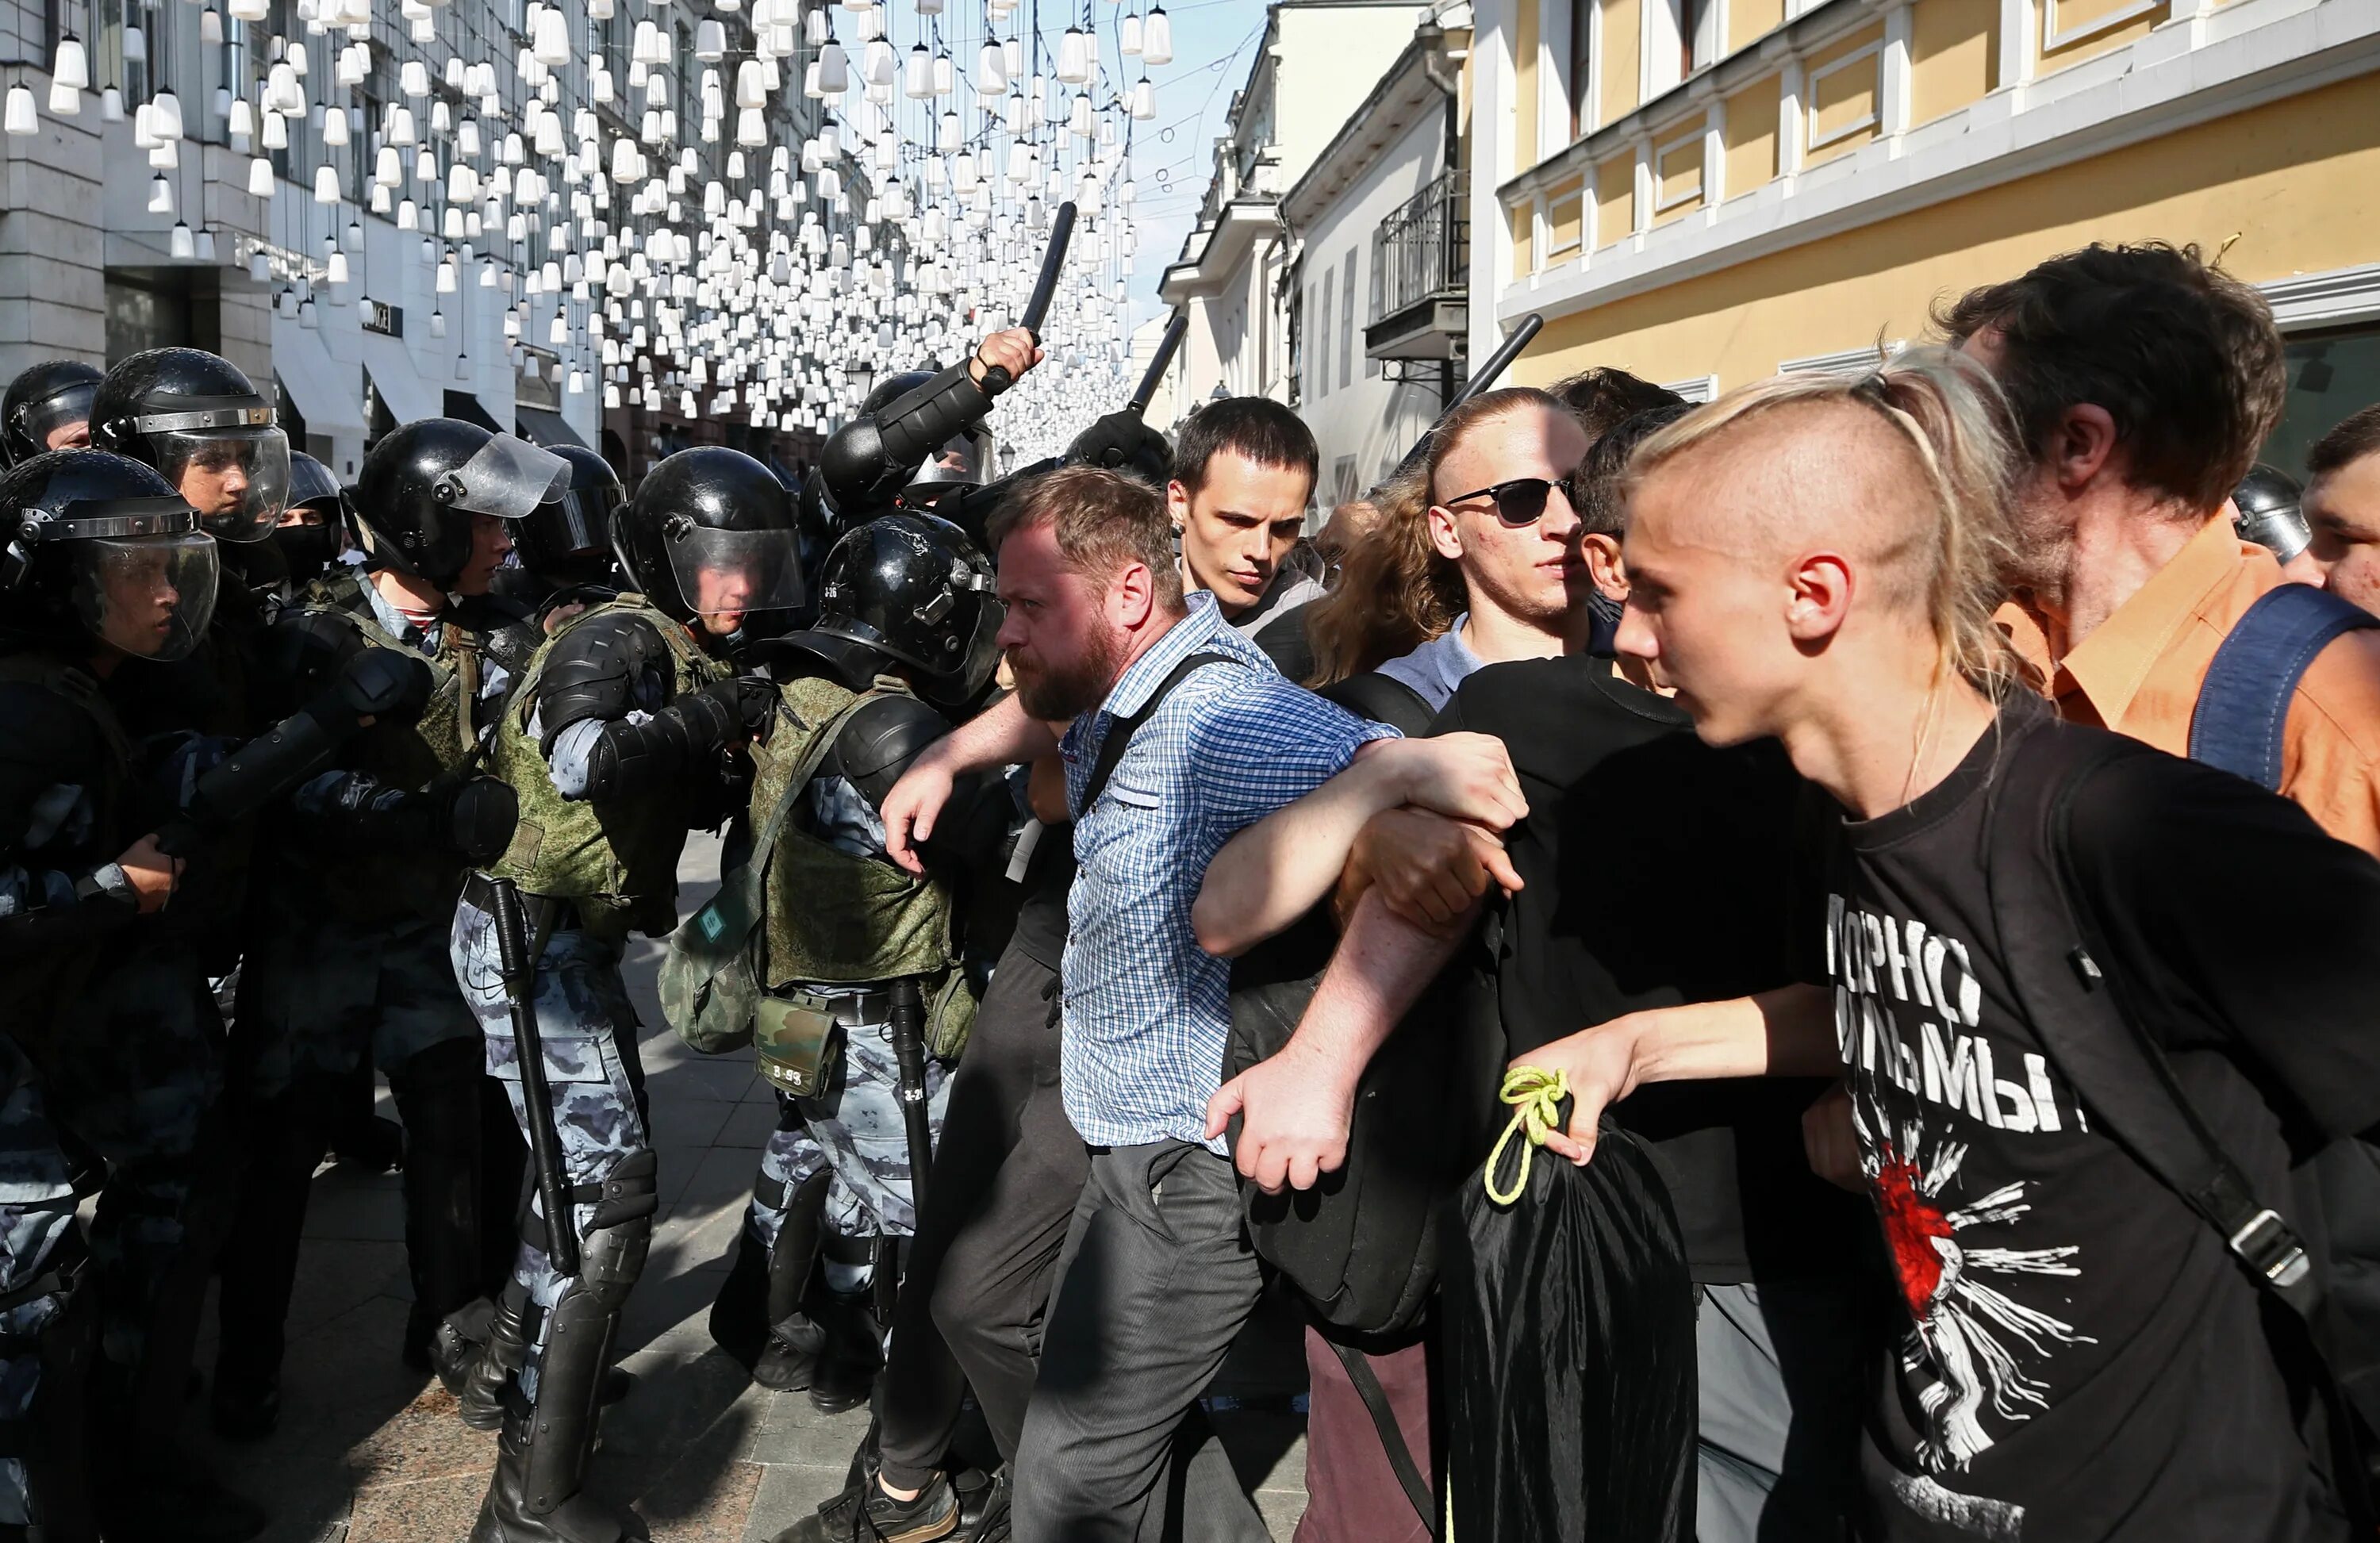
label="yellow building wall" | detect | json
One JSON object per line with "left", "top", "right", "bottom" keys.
{"left": 1728, "top": 0, "right": 1787, "bottom": 59}
{"left": 1595, "top": 155, "right": 1635, "bottom": 250}
{"left": 1910, "top": 0, "right": 1998, "bottom": 127}
{"left": 2040, "top": 0, "right": 2171, "bottom": 71}
{"left": 1516, "top": 0, "right": 1541, "bottom": 163}
{"left": 1511, "top": 75, "right": 2380, "bottom": 392}
{"left": 1654, "top": 132, "right": 1705, "bottom": 224}
{"left": 1803, "top": 25, "right": 1884, "bottom": 167}
{"left": 1600, "top": 0, "right": 1643, "bottom": 131}
{"left": 1723, "top": 74, "right": 1781, "bottom": 198}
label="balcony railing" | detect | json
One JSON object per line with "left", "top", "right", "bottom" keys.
{"left": 1372, "top": 172, "right": 1468, "bottom": 324}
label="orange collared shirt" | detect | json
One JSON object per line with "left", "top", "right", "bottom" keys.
{"left": 1999, "top": 512, "right": 2380, "bottom": 857}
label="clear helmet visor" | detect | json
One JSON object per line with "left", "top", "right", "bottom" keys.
{"left": 154, "top": 424, "right": 290, "bottom": 542}
{"left": 72, "top": 531, "right": 219, "bottom": 661}
{"left": 662, "top": 525, "right": 807, "bottom": 619}
{"left": 20, "top": 383, "right": 97, "bottom": 452}
{"left": 907, "top": 429, "right": 990, "bottom": 496}
{"left": 439, "top": 434, "right": 570, "bottom": 520}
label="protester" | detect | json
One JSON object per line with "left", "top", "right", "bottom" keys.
{"left": 1302, "top": 464, "right": 1460, "bottom": 688}
{"left": 1200, "top": 385, "right": 1875, "bottom": 1542}
{"left": 1938, "top": 241, "right": 2380, "bottom": 853}
{"left": 875, "top": 465, "right": 1512, "bottom": 1541}
{"left": 1311, "top": 497, "right": 1379, "bottom": 568}
{"left": 2307, "top": 403, "right": 2380, "bottom": 616}
{"left": 1168, "top": 397, "right": 1328, "bottom": 644}
{"left": 1530, "top": 348, "right": 2380, "bottom": 1539}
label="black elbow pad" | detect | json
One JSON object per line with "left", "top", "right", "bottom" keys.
{"left": 535, "top": 613, "right": 669, "bottom": 753}
{"left": 581, "top": 678, "right": 743, "bottom": 801}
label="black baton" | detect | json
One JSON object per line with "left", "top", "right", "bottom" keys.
{"left": 887, "top": 977, "right": 935, "bottom": 1214}
{"left": 1127, "top": 312, "right": 1189, "bottom": 417}
{"left": 491, "top": 877, "right": 580, "bottom": 1278}
{"left": 1389, "top": 313, "right": 1549, "bottom": 478}
{"left": 981, "top": 202, "right": 1078, "bottom": 395}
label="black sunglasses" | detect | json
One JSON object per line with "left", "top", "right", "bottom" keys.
{"left": 1440, "top": 468, "right": 1584, "bottom": 527}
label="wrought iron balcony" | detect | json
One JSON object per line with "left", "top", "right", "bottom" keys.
{"left": 1365, "top": 171, "right": 1468, "bottom": 363}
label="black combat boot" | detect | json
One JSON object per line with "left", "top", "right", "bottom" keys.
{"left": 455, "top": 1284, "right": 534, "bottom": 1431}
{"left": 805, "top": 1287, "right": 883, "bottom": 1415}
{"left": 748, "top": 1170, "right": 832, "bottom": 1391}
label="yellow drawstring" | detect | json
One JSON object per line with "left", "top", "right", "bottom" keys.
{"left": 1483, "top": 1065, "right": 1569, "bottom": 1206}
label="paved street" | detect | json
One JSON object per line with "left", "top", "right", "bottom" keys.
{"left": 199, "top": 836, "right": 1312, "bottom": 1541}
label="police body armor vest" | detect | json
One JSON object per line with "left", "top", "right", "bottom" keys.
{"left": 294, "top": 570, "right": 484, "bottom": 924}
{"left": 0, "top": 650, "right": 131, "bottom": 1058}
{"left": 750, "top": 674, "right": 959, "bottom": 991}
{"left": 486, "top": 595, "right": 723, "bottom": 944}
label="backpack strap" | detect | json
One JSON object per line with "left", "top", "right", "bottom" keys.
{"left": 1320, "top": 670, "right": 1434, "bottom": 735}
{"left": 2188, "top": 584, "right": 2380, "bottom": 791}
{"left": 1323, "top": 1335, "right": 1436, "bottom": 1532}
{"left": 1986, "top": 725, "right": 2317, "bottom": 1313}
{"left": 1076, "top": 651, "right": 1236, "bottom": 816}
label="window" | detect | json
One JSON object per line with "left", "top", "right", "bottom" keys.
{"left": 1333, "top": 455, "right": 1358, "bottom": 505}
{"left": 1339, "top": 251, "right": 1356, "bottom": 391}
{"left": 1680, "top": 0, "right": 1705, "bottom": 76}
{"left": 1316, "top": 270, "right": 1333, "bottom": 401}
{"left": 1572, "top": 0, "right": 1595, "bottom": 136}
{"left": 2266, "top": 328, "right": 2380, "bottom": 478}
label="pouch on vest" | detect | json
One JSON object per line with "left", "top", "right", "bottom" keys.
{"left": 659, "top": 692, "right": 872, "bottom": 1054}
{"left": 754, "top": 992, "right": 843, "bottom": 1097}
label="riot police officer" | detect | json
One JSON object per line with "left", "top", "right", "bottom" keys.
{"left": 447, "top": 444, "right": 800, "bottom": 1543}
{"left": 479, "top": 443, "right": 627, "bottom": 679}
{"left": 0, "top": 360, "right": 104, "bottom": 465}
{"left": 268, "top": 450, "right": 355, "bottom": 593}
{"left": 701, "top": 513, "right": 1000, "bottom": 1426}
{"left": 213, "top": 421, "right": 559, "bottom": 1437}
{"left": 2236, "top": 463, "right": 2318, "bottom": 574}
{"left": 0, "top": 448, "right": 265, "bottom": 1541}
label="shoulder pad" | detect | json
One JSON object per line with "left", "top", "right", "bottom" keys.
{"left": 536, "top": 609, "right": 673, "bottom": 748}
{"left": 829, "top": 692, "right": 950, "bottom": 812}
{"left": 743, "top": 631, "right": 883, "bottom": 693}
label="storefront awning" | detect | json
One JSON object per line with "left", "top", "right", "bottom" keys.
{"left": 443, "top": 390, "right": 502, "bottom": 432}
{"left": 274, "top": 329, "right": 366, "bottom": 439}
{"left": 359, "top": 332, "right": 439, "bottom": 427}
{"left": 515, "top": 405, "right": 587, "bottom": 450}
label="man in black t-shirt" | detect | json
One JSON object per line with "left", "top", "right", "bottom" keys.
{"left": 1534, "top": 351, "right": 2380, "bottom": 1540}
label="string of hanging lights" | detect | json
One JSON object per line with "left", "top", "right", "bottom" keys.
{"left": 7, "top": 0, "right": 1168, "bottom": 466}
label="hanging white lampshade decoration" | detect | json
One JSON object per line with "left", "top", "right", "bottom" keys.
{"left": 903, "top": 43, "right": 931, "bottom": 99}
{"left": 977, "top": 40, "right": 1009, "bottom": 97}
{"left": 52, "top": 31, "right": 89, "bottom": 93}
{"left": 1142, "top": 6, "right": 1173, "bottom": 64}
{"left": 148, "top": 173, "right": 173, "bottom": 213}
{"left": 313, "top": 163, "right": 342, "bottom": 203}
{"left": 260, "top": 109, "right": 288, "bottom": 150}
{"left": 229, "top": 0, "right": 269, "bottom": 17}
{"left": 863, "top": 36, "right": 896, "bottom": 86}
{"left": 1130, "top": 77, "right": 1155, "bottom": 119}
{"left": 2, "top": 86, "right": 35, "bottom": 137}
{"left": 247, "top": 155, "right": 274, "bottom": 196}
{"left": 397, "top": 198, "right": 419, "bottom": 230}
{"left": 1120, "top": 13, "right": 1142, "bottom": 54}
{"left": 321, "top": 106, "right": 349, "bottom": 147}
{"left": 337, "top": 44, "right": 368, "bottom": 87}
{"left": 533, "top": 8, "right": 572, "bottom": 67}
{"left": 298, "top": 296, "right": 317, "bottom": 329}
{"left": 819, "top": 40, "right": 850, "bottom": 93}
{"left": 326, "top": 248, "right": 350, "bottom": 285}
{"left": 589, "top": 0, "right": 614, "bottom": 17}
{"left": 695, "top": 18, "right": 727, "bottom": 62}
{"left": 1057, "top": 27, "right": 1092, "bottom": 83}
{"left": 48, "top": 76, "right": 79, "bottom": 118}
{"left": 122, "top": 22, "right": 144, "bottom": 64}
{"left": 459, "top": 117, "right": 482, "bottom": 157}
{"left": 1069, "top": 92, "right": 1093, "bottom": 138}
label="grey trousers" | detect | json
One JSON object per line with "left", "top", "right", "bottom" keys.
{"left": 1012, "top": 1139, "right": 1270, "bottom": 1543}
{"left": 1696, "top": 1280, "right": 1868, "bottom": 1543}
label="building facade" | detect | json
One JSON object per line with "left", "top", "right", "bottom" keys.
{"left": 1464, "top": 0, "right": 2380, "bottom": 468}
{"left": 1157, "top": 0, "right": 1432, "bottom": 428}
{"left": 1281, "top": 6, "right": 1471, "bottom": 505}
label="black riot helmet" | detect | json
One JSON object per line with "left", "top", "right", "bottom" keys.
{"left": 2234, "top": 464, "right": 2313, "bottom": 565}
{"left": 613, "top": 445, "right": 805, "bottom": 626}
{"left": 514, "top": 443, "right": 624, "bottom": 589}
{"left": 352, "top": 418, "right": 570, "bottom": 589}
{"left": 809, "top": 512, "right": 1001, "bottom": 707}
{"left": 2, "top": 359, "right": 105, "bottom": 466}
{"left": 0, "top": 449, "right": 218, "bottom": 662}
{"left": 271, "top": 450, "right": 352, "bottom": 587}
{"left": 88, "top": 347, "right": 290, "bottom": 543}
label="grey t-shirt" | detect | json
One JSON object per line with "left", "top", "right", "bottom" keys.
{"left": 1376, "top": 613, "right": 1488, "bottom": 712}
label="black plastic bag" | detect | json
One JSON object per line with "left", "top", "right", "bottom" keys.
{"left": 1442, "top": 1106, "right": 1698, "bottom": 1543}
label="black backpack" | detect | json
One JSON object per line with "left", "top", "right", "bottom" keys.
{"left": 1985, "top": 585, "right": 2380, "bottom": 1506}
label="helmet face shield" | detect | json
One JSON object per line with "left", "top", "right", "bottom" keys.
{"left": 17, "top": 382, "right": 97, "bottom": 455}
{"left": 438, "top": 434, "right": 570, "bottom": 520}
{"left": 662, "top": 524, "right": 806, "bottom": 619}
{"left": 932, "top": 586, "right": 1004, "bottom": 706}
{"left": 907, "top": 429, "right": 990, "bottom": 497}
{"left": 73, "top": 531, "right": 218, "bottom": 661}
{"left": 518, "top": 485, "right": 620, "bottom": 578}
{"left": 154, "top": 424, "right": 290, "bottom": 542}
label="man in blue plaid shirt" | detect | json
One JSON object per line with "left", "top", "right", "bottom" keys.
{"left": 883, "top": 463, "right": 1512, "bottom": 1541}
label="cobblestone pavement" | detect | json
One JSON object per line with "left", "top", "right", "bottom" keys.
{"left": 198, "top": 835, "right": 1312, "bottom": 1541}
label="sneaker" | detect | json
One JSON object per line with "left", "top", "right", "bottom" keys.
{"left": 772, "top": 1471, "right": 958, "bottom": 1543}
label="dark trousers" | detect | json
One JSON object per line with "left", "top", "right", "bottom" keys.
{"left": 1012, "top": 1139, "right": 1269, "bottom": 1543}
{"left": 877, "top": 947, "right": 1088, "bottom": 1488}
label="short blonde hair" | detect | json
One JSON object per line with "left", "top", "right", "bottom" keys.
{"left": 1626, "top": 345, "right": 2027, "bottom": 701}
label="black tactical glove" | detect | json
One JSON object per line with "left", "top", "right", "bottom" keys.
{"left": 1065, "top": 410, "right": 1171, "bottom": 485}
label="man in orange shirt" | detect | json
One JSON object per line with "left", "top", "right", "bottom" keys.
{"left": 1937, "top": 242, "right": 2380, "bottom": 854}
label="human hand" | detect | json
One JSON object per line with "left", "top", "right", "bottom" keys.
{"left": 1345, "top": 807, "right": 1521, "bottom": 935}
{"left": 115, "top": 833, "right": 183, "bottom": 913}
{"left": 1203, "top": 1040, "right": 1360, "bottom": 1195}
{"left": 1511, "top": 1017, "right": 1648, "bottom": 1165}
{"left": 969, "top": 328, "right": 1045, "bottom": 390}
{"left": 1379, "top": 733, "right": 1526, "bottom": 830}
{"left": 881, "top": 755, "right": 958, "bottom": 875}
{"left": 1802, "top": 1084, "right": 1866, "bottom": 1193}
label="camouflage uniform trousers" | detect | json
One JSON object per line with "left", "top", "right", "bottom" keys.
{"left": 0, "top": 1039, "right": 79, "bottom": 1528}
{"left": 451, "top": 897, "right": 650, "bottom": 1403}
{"left": 746, "top": 988, "right": 952, "bottom": 1278}
{"left": 35, "top": 936, "right": 228, "bottom": 1393}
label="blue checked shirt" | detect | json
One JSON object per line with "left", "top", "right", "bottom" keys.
{"left": 1059, "top": 593, "right": 1400, "bottom": 1153}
